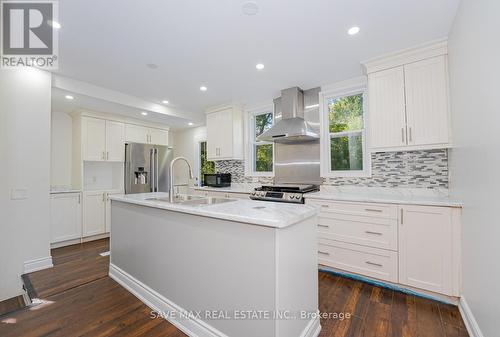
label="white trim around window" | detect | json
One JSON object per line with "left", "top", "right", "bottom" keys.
{"left": 319, "top": 76, "right": 371, "bottom": 178}
{"left": 244, "top": 103, "right": 275, "bottom": 177}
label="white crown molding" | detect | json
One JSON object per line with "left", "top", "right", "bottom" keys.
{"left": 23, "top": 256, "right": 53, "bottom": 274}
{"left": 70, "top": 109, "right": 170, "bottom": 131}
{"left": 362, "top": 38, "right": 448, "bottom": 74}
{"left": 52, "top": 74, "right": 196, "bottom": 120}
{"left": 204, "top": 102, "right": 243, "bottom": 114}
{"left": 459, "top": 296, "right": 485, "bottom": 337}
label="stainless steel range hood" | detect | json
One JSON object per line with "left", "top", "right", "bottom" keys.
{"left": 257, "top": 87, "right": 319, "bottom": 143}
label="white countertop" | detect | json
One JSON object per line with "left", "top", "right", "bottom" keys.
{"left": 110, "top": 192, "right": 319, "bottom": 228}
{"left": 305, "top": 187, "right": 462, "bottom": 208}
{"left": 193, "top": 183, "right": 256, "bottom": 194}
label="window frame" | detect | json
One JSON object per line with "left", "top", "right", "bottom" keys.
{"left": 319, "top": 77, "right": 371, "bottom": 178}
{"left": 244, "top": 104, "right": 275, "bottom": 177}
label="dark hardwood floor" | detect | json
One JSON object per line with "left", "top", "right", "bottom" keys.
{"left": 0, "top": 239, "right": 468, "bottom": 337}
{"left": 0, "top": 296, "right": 25, "bottom": 317}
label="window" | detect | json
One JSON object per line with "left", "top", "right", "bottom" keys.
{"left": 199, "top": 141, "right": 215, "bottom": 184}
{"left": 320, "top": 82, "right": 370, "bottom": 177}
{"left": 245, "top": 106, "right": 274, "bottom": 176}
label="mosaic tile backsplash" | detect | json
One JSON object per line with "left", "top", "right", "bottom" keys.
{"left": 213, "top": 149, "right": 449, "bottom": 189}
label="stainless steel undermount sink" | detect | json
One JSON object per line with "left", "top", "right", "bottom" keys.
{"left": 145, "top": 194, "right": 236, "bottom": 206}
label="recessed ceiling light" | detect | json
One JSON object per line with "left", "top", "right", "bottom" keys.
{"left": 188, "top": 122, "right": 194, "bottom": 126}
{"left": 256, "top": 63, "right": 265, "bottom": 70}
{"left": 347, "top": 26, "right": 360, "bottom": 35}
{"left": 47, "top": 20, "right": 61, "bottom": 29}
{"left": 162, "top": 100, "right": 169, "bottom": 104}
{"left": 65, "top": 95, "right": 74, "bottom": 100}
{"left": 141, "top": 111, "right": 148, "bottom": 116}
{"left": 242, "top": 1, "right": 259, "bottom": 15}
{"left": 200, "top": 86, "right": 208, "bottom": 91}
{"left": 146, "top": 63, "right": 158, "bottom": 69}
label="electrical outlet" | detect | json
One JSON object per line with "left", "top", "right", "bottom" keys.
{"left": 10, "top": 188, "right": 28, "bottom": 200}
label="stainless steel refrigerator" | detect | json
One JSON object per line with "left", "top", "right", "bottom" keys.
{"left": 124, "top": 143, "right": 173, "bottom": 194}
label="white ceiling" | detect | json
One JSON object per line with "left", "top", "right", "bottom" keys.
{"left": 54, "top": 0, "right": 460, "bottom": 120}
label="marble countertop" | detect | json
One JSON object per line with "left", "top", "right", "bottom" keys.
{"left": 110, "top": 192, "right": 319, "bottom": 228}
{"left": 193, "top": 183, "right": 257, "bottom": 194}
{"left": 305, "top": 187, "right": 462, "bottom": 208}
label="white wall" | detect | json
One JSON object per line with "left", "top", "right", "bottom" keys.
{"left": 448, "top": 0, "right": 500, "bottom": 336}
{"left": 0, "top": 68, "right": 52, "bottom": 301}
{"left": 172, "top": 126, "right": 207, "bottom": 189}
{"left": 51, "top": 111, "right": 73, "bottom": 188}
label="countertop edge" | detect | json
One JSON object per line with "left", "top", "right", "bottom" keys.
{"left": 110, "top": 196, "right": 318, "bottom": 229}
{"left": 304, "top": 193, "right": 462, "bottom": 208}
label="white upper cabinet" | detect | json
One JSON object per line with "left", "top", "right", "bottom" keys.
{"left": 206, "top": 104, "right": 243, "bottom": 161}
{"left": 404, "top": 56, "right": 449, "bottom": 146}
{"left": 105, "top": 120, "right": 125, "bottom": 161}
{"left": 82, "top": 117, "right": 106, "bottom": 161}
{"left": 398, "top": 205, "right": 459, "bottom": 296}
{"left": 125, "top": 124, "right": 149, "bottom": 144}
{"left": 125, "top": 124, "right": 168, "bottom": 146}
{"left": 148, "top": 128, "right": 169, "bottom": 146}
{"left": 368, "top": 67, "right": 407, "bottom": 149}
{"left": 364, "top": 40, "right": 451, "bottom": 152}
{"left": 82, "top": 117, "right": 124, "bottom": 161}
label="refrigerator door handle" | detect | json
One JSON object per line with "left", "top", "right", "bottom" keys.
{"left": 155, "top": 148, "right": 159, "bottom": 192}
{"left": 150, "top": 148, "right": 155, "bottom": 192}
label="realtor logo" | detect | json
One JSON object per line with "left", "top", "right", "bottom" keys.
{"left": 1, "top": 0, "right": 59, "bottom": 69}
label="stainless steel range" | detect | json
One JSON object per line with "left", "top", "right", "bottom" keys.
{"left": 251, "top": 86, "right": 322, "bottom": 204}
{"left": 250, "top": 184, "right": 319, "bottom": 204}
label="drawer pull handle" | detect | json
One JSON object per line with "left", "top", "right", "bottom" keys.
{"left": 365, "top": 261, "right": 383, "bottom": 267}
{"left": 365, "top": 208, "right": 383, "bottom": 213}
{"left": 365, "top": 231, "right": 383, "bottom": 236}
{"left": 321, "top": 204, "right": 329, "bottom": 208}
{"left": 318, "top": 224, "right": 329, "bottom": 228}
{"left": 318, "top": 251, "right": 330, "bottom": 256}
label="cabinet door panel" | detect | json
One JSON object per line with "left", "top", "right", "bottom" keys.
{"left": 105, "top": 192, "right": 121, "bottom": 233}
{"left": 82, "top": 117, "right": 106, "bottom": 161}
{"left": 206, "top": 112, "right": 218, "bottom": 160}
{"left": 106, "top": 121, "right": 125, "bottom": 161}
{"left": 404, "top": 56, "right": 449, "bottom": 146}
{"left": 83, "top": 192, "right": 106, "bottom": 237}
{"left": 125, "top": 124, "right": 149, "bottom": 144}
{"left": 368, "top": 67, "right": 407, "bottom": 149}
{"left": 217, "top": 108, "right": 234, "bottom": 158}
{"left": 149, "top": 128, "right": 169, "bottom": 146}
{"left": 50, "top": 193, "right": 82, "bottom": 243}
{"left": 399, "top": 205, "right": 453, "bottom": 295}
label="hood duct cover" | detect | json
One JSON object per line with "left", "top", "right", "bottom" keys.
{"left": 257, "top": 87, "right": 320, "bottom": 143}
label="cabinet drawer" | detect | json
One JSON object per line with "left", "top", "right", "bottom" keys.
{"left": 317, "top": 213, "right": 398, "bottom": 251}
{"left": 308, "top": 199, "right": 397, "bottom": 219}
{"left": 318, "top": 239, "right": 398, "bottom": 283}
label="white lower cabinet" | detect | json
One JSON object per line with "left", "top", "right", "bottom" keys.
{"left": 84, "top": 190, "right": 122, "bottom": 237}
{"left": 306, "top": 198, "right": 461, "bottom": 297}
{"left": 398, "top": 205, "right": 458, "bottom": 296}
{"left": 83, "top": 191, "right": 106, "bottom": 237}
{"left": 318, "top": 239, "right": 398, "bottom": 282}
{"left": 50, "top": 193, "right": 82, "bottom": 244}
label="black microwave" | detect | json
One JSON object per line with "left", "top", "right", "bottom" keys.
{"left": 203, "top": 173, "right": 231, "bottom": 187}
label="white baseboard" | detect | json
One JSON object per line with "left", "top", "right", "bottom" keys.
{"left": 459, "top": 296, "right": 484, "bottom": 337}
{"left": 23, "top": 256, "right": 53, "bottom": 274}
{"left": 110, "top": 263, "right": 319, "bottom": 337}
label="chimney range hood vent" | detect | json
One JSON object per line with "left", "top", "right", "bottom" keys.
{"left": 256, "top": 87, "right": 319, "bottom": 143}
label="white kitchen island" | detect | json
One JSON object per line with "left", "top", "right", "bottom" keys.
{"left": 108, "top": 192, "right": 320, "bottom": 337}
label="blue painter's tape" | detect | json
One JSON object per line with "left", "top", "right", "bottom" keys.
{"left": 319, "top": 268, "right": 453, "bottom": 305}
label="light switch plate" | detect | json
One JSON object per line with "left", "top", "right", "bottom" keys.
{"left": 10, "top": 188, "right": 28, "bottom": 200}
